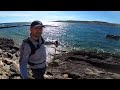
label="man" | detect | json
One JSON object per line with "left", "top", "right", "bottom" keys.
{"left": 19, "top": 20, "right": 58, "bottom": 79}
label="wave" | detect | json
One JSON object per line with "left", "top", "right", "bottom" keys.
{"left": 65, "top": 47, "right": 120, "bottom": 56}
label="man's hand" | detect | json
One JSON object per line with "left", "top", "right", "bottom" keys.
{"left": 53, "top": 41, "right": 59, "bottom": 47}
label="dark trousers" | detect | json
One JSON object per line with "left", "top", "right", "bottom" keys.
{"left": 31, "top": 67, "right": 46, "bottom": 79}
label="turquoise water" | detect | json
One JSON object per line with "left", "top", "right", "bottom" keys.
{"left": 0, "top": 22, "right": 120, "bottom": 55}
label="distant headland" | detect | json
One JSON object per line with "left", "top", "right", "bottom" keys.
{"left": 52, "top": 20, "right": 120, "bottom": 27}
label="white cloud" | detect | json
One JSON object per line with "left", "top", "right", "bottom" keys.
{"left": 0, "top": 11, "right": 32, "bottom": 17}
{"left": 0, "top": 11, "right": 77, "bottom": 22}
{"left": 0, "top": 14, "right": 31, "bottom": 17}
{"left": 0, "top": 11, "right": 65, "bottom": 17}
{"left": 111, "top": 11, "right": 120, "bottom": 13}
{"left": 44, "top": 15, "right": 77, "bottom": 21}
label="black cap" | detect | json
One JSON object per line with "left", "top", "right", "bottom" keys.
{"left": 30, "top": 20, "right": 45, "bottom": 28}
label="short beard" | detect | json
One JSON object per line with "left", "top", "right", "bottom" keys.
{"left": 31, "top": 34, "right": 41, "bottom": 40}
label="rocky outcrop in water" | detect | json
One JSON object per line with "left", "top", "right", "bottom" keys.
{"left": 106, "top": 35, "right": 120, "bottom": 40}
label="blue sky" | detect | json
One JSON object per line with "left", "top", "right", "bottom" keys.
{"left": 0, "top": 11, "right": 120, "bottom": 24}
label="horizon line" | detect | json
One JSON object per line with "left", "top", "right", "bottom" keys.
{"left": 0, "top": 20, "right": 120, "bottom": 24}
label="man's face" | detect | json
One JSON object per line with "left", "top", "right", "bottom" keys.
{"left": 30, "top": 26, "right": 43, "bottom": 38}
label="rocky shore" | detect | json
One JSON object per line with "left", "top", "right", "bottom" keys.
{"left": 0, "top": 38, "right": 21, "bottom": 79}
{"left": 45, "top": 51, "right": 120, "bottom": 79}
{"left": 0, "top": 38, "right": 120, "bottom": 79}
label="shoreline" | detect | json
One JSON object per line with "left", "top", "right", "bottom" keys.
{"left": 0, "top": 38, "right": 120, "bottom": 79}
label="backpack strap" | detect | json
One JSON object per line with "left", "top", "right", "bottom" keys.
{"left": 41, "top": 36, "right": 45, "bottom": 44}
{"left": 23, "top": 38, "right": 36, "bottom": 57}
{"left": 23, "top": 36, "right": 45, "bottom": 57}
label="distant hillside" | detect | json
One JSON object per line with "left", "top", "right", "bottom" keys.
{"left": 53, "top": 20, "right": 120, "bottom": 27}
{"left": 0, "top": 22, "right": 31, "bottom": 29}
{"left": 0, "top": 22, "right": 59, "bottom": 29}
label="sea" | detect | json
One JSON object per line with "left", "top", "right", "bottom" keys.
{"left": 0, "top": 21, "right": 120, "bottom": 61}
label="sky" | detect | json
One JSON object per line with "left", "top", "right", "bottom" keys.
{"left": 0, "top": 11, "right": 120, "bottom": 24}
